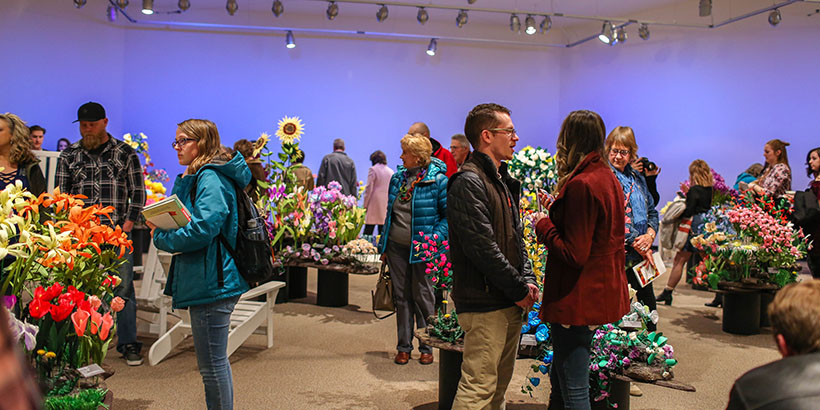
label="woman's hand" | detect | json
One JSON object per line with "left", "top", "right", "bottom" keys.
{"left": 145, "top": 221, "right": 157, "bottom": 238}
{"left": 538, "top": 190, "right": 554, "bottom": 211}
{"left": 531, "top": 212, "right": 548, "bottom": 227}
{"left": 632, "top": 233, "right": 653, "bottom": 254}
{"left": 679, "top": 182, "right": 690, "bottom": 195}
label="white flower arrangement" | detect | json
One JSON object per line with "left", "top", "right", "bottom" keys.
{"left": 508, "top": 146, "right": 557, "bottom": 193}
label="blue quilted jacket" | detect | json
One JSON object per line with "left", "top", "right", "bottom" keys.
{"left": 153, "top": 154, "right": 251, "bottom": 309}
{"left": 378, "top": 157, "right": 448, "bottom": 264}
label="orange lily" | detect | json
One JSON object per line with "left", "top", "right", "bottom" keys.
{"left": 71, "top": 310, "right": 90, "bottom": 337}
{"left": 99, "top": 313, "right": 114, "bottom": 340}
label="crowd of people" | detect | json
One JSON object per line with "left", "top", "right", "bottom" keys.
{"left": 2, "top": 101, "right": 819, "bottom": 410}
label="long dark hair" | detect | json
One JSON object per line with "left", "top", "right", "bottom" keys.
{"left": 806, "top": 147, "right": 820, "bottom": 178}
{"left": 554, "top": 110, "right": 605, "bottom": 192}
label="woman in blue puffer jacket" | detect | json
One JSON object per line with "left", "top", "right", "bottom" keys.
{"left": 147, "top": 119, "right": 250, "bottom": 410}
{"left": 378, "top": 133, "right": 448, "bottom": 366}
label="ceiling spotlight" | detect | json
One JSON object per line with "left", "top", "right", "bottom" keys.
{"left": 107, "top": 5, "right": 117, "bottom": 21}
{"left": 768, "top": 9, "right": 781, "bottom": 26}
{"left": 141, "top": 0, "right": 154, "bottom": 15}
{"left": 417, "top": 7, "right": 429, "bottom": 25}
{"left": 285, "top": 30, "right": 296, "bottom": 49}
{"left": 227, "top": 0, "right": 238, "bottom": 16}
{"left": 699, "top": 0, "right": 712, "bottom": 17}
{"left": 524, "top": 15, "right": 537, "bottom": 35}
{"left": 540, "top": 16, "right": 552, "bottom": 34}
{"left": 73, "top": 0, "right": 86, "bottom": 8}
{"left": 427, "top": 38, "right": 437, "bottom": 56}
{"left": 456, "top": 10, "right": 468, "bottom": 28}
{"left": 116, "top": 0, "right": 129, "bottom": 9}
{"left": 638, "top": 23, "right": 650, "bottom": 40}
{"left": 178, "top": 0, "right": 190, "bottom": 11}
{"left": 598, "top": 21, "right": 613, "bottom": 44}
{"left": 376, "top": 4, "right": 388, "bottom": 22}
{"left": 613, "top": 27, "right": 627, "bottom": 45}
{"left": 327, "top": 1, "right": 339, "bottom": 20}
{"left": 272, "top": 0, "right": 284, "bottom": 17}
{"left": 510, "top": 14, "right": 521, "bottom": 33}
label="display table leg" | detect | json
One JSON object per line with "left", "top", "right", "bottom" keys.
{"left": 591, "top": 378, "right": 630, "bottom": 410}
{"left": 722, "top": 291, "right": 761, "bottom": 335}
{"left": 275, "top": 268, "right": 290, "bottom": 304}
{"left": 438, "top": 349, "right": 463, "bottom": 410}
{"left": 288, "top": 267, "right": 308, "bottom": 299}
{"left": 317, "top": 269, "right": 348, "bottom": 307}
{"left": 759, "top": 291, "right": 774, "bottom": 328}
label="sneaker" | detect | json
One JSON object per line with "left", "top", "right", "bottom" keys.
{"left": 122, "top": 344, "right": 143, "bottom": 366}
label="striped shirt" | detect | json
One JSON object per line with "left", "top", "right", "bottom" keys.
{"left": 55, "top": 135, "right": 146, "bottom": 227}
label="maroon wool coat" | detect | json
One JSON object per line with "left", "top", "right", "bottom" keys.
{"left": 536, "top": 152, "right": 630, "bottom": 326}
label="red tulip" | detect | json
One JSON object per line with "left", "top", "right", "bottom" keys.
{"left": 33, "top": 286, "right": 46, "bottom": 301}
{"left": 29, "top": 298, "right": 52, "bottom": 319}
{"left": 50, "top": 301, "right": 74, "bottom": 322}
{"left": 71, "top": 310, "right": 90, "bottom": 337}
{"left": 44, "top": 283, "right": 64, "bottom": 300}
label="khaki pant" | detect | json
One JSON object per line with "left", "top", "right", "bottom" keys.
{"left": 452, "top": 306, "right": 523, "bottom": 410}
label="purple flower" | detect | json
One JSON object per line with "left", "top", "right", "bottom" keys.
{"left": 3, "top": 295, "right": 16, "bottom": 310}
{"left": 302, "top": 243, "right": 311, "bottom": 251}
{"left": 328, "top": 181, "right": 343, "bottom": 191}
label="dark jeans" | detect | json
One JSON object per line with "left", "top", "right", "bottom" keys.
{"left": 385, "top": 240, "right": 435, "bottom": 354}
{"left": 549, "top": 324, "right": 595, "bottom": 410}
{"left": 363, "top": 224, "right": 382, "bottom": 236}
{"left": 114, "top": 231, "right": 141, "bottom": 352}
{"left": 808, "top": 253, "right": 820, "bottom": 279}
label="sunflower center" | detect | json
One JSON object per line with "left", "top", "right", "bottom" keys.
{"left": 283, "top": 123, "right": 297, "bottom": 135}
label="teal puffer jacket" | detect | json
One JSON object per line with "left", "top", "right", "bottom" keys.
{"left": 378, "top": 157, "right": 448, "bottom": 264}
{"left": 153, "top": 154, "right": 251, "bottom": 309}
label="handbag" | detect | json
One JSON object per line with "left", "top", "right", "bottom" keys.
{"left": 672, "top": 217, "right": 692, "bottom": 250}
{"left": 371, "top": 262, "right": 395, "bottom": 319}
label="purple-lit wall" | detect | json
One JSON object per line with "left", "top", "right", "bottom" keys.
{"left": 3, "top": 0, "right": 819, "bottom": 207}
{"left": 559, "top": 16, "right": 820, "bottom": 207}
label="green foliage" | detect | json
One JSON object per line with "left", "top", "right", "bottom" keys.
{"left": 428, "top": 307, "right": 463, "bottom": 344}
{"left": 44, "top": 388, "right": 108, "bottom": 410}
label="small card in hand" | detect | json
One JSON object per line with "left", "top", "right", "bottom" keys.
{"left": 631, "top": 252, "right": 666, "bottom": 288}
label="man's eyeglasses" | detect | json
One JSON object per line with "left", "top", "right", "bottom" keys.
{"left": 610, "top": 148, "right": 631, "bottom": 157}
{"left": 486, "top": 128, "right": 517, "bottom": 137}
{"left": 172, "top": 138, "right": 198, "bottom": 149}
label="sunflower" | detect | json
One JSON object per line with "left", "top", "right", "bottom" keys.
{"left": 253, "top": 133, "right": 270, "bottom": 158}
{"left": 276, "top": 116, "right": 305, "bottom": 144}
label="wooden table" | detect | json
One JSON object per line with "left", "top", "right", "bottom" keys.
{"left": 285, "top": 260, "right": 378, "bottom": 307}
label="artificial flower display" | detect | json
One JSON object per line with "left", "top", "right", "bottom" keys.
{"left": 276, "top": 115, "right": 305, "bottom": 144}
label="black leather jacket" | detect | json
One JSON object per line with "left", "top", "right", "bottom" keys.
{"left": 446, "top": 152, "right": 535, "bottom": 313}
{"left": 727, "top": 351, "right": 820, "bottom": 409}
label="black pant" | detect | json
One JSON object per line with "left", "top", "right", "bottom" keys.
{"left": 808, "top": 252, "right": 820, "bottom": 279}
{"left": 363, "top": 224, "right": 382, "bottom": 236}
{"left": 626, "top": 264, "right": 657, "bottom": 332}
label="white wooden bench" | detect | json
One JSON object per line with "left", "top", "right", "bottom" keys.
{"left": 134, "top": 243, "right": 174, "bottom": 336}
{"left": 148, "top": 280, "right": 285, "bottom": 366}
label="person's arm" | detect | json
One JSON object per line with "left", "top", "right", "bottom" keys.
{"left": 443, "top": 150, "right": 458, "bottom": 178}
{"left": 54, "top": 152, "right": 70, "bottom": 193}
{"left": 123, "top": 150, "right": 146, "bottom": 232}
{"left": 316, "top": 157, "right": 328, "bottom": 187}
{"left": 681, "top": 186, "right": 703, "bottom": 218}
{"left": 27, "top": 163, "right": 46, "bottom": 197}
{"left": 447, "top": 174, "right": 529, "bottom": 302}
{"left": 757, "top": 164, "right": 790, "bottom": 196}
{"left": 348, "top": 161, "right": 358, "bottom": 197}
{"left": 363, "top": 167, "right": 376, "bottom": 208}
{"left": 153, "top": 171, "right": 230, "bottom": 254}
{"left": 645, "top": 174, "right": 660, "bottom": 207}
{"left": 535, "top": 178, "right": 598, "bottom": 270}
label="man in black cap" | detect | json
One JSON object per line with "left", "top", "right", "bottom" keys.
{"left": 56, "top": 101, "right": 146, "bottom": 366}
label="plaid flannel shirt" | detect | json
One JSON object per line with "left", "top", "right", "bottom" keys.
{"left": 55, "top": 135, "right": 146, "bottom": 227}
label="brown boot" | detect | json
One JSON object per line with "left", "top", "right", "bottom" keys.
{"left": 419, "top": 353, "right": 434, "bottom": 365}
{"left": 394, "top": 352, "right": 410, "bottom": 365}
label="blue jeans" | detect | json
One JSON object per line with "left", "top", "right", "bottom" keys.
{"left": 190, "top": 296, "right": 240, "bottom": 410}
{"left": 115, "top": 231, "right": 140, "bottom": 352}
{"left": 549, "top": 324, "right": 595, "bottom": 410}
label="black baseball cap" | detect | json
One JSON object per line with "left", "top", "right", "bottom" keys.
{"left": 73, "top": 102, "right": 106, "bottom": 123}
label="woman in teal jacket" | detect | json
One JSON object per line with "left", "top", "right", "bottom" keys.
{"left": 147, "top": 119, "right": 249, "bottom": 410}
{"left": 378, "top": 133, "right": 447, "bottom": 366}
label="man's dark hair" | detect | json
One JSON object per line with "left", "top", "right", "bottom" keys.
{"left": 333, "top": 138, "right": 345, "bottom": 151}
{"left": 464, "top": 103, "right": 511, "bottom": 150}
{"left": 29, "top": 125, "right": 45, "bottom": 134}
{"left": 370, "top": 150, "right": 387, "bottom": 166}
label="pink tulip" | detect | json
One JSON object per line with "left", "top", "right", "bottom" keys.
{"left": 111, "top": 297, "right": 125, "bottom": 313}
{"left": 88, "top": 295, "right": 102, "bottom": 311}
{"left": 72, "top": 310, "right": 90, "bottom": 337}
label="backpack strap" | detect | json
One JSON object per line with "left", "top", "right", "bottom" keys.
{"left": 188, "top": 172, "right": 237, "bottom": 288}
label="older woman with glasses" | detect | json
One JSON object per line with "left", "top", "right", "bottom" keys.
{"left": 605, "top": 126, "right": 659, "bottom": 331}
{"left": 378, "top": 133, "right": 448, "bottom": 366}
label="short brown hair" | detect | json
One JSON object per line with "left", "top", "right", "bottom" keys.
{"left": 464, "top": 103, "right": 511, "bottom": 150}
{"left": 605, "top": 126, "right": 638, "bottom": 161}
{"left": 689, "top": 159, "right": 714, "bottom": 187}
{"left": 769, "top": 280, "right": 820, "bottom": 354}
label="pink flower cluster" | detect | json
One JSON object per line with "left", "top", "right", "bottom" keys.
{"left": 412, "top": 233, "right": 452, "bottom": 291}
{"left": 727, "top": 205, "right": 802, "bottom": 256}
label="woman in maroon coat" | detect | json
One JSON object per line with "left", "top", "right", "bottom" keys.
{"left": 534, "top": 110, "right": 629, "bottom": 409}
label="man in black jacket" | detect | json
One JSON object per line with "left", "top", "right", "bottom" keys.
{"left": 727, "top": 280, "right": 820, "bottom": 409}
{"left": 448, "top": 103, "right": 538, "bottom": 409}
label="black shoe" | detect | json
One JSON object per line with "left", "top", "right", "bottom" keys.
{"left": 705, "top": 294, "right": 723, "bottom": 308}
{"left": 656, "top": 289, "right": 673, "bottom": 306}
{"left": 122, "top": 344, "right": 143, "bottom": 366}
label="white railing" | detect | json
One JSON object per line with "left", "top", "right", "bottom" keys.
{"left": 33, "top": 150, "right": 61, "bottom": 193}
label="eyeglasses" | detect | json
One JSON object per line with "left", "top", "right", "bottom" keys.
{"left": 486, "top": 128, "right": 517, "bottom": 137}
{"left": 172, "top": 138, "right": 198, "bottom": 149}
{"left": 610, "top": 148, "right": 631, "bottom": 157}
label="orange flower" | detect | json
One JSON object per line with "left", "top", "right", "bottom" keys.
{"left": 89, "top": 310, "right": 102, "bottom": 335}
{"left": 39, "top": 187, "right": 87, "bottom": 215}
{"left": 99, "top": 313, "right": 114, "bottom": 340}
{"left": 110, "top": 296, "right": 125, "bottom": 313}
{"left": 71, "top": 310, "right": 90, "bottom": 337}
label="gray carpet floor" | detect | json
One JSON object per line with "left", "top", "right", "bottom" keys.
{"left": 104, "top": 267, "right": 800, "bottom": 409}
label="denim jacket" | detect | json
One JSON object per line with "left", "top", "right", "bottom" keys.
{"left": 611, "top": 164, "right": 658, "bottom": 263}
